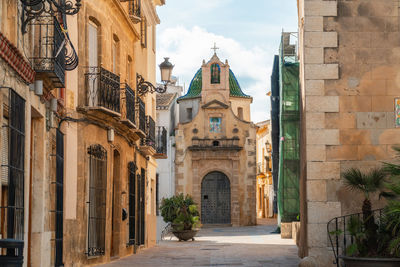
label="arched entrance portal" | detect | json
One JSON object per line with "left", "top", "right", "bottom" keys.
{"left": 201, "top": 172, "right": 231, "bottom": 224}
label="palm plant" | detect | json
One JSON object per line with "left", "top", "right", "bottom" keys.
{"left": 342, "top": 167, "right": 387, "bottom": 253}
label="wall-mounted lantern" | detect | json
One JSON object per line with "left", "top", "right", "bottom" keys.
{"left": 136, "top": 57, "right": 174, "bottom": 95}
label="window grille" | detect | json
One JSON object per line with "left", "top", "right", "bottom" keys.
{"left": 55, "top": 129, "right": 64, "bottom": 266}
{"left": 140, "top": 17, "right": 147, "bottom": 48}
{"left": 128, "top": 162, "right": 136, "bottom": 246}
{"left": 87, "top": 145, "right": 107, "bottom": 256}
{"left": 0, "top": 88, "right": 25, "bottom": 253}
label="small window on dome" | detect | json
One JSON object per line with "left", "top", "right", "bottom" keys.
{"left": 211, "top": 64, "right": 220, "bottom": 84}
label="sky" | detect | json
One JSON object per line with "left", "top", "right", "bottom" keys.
{"left": 156, "top": 0, "right": 298, "bottom": 123}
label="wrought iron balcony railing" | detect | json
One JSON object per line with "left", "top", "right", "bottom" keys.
{"left": 137, "top": 97, "right": 146, "bottom": 133}
{"left": 85, "top": 67, "right": 120, "bottom": 114}
{"left": 189, "top": 138, "right": 242, "bottom": 151}
{"left": 30, "top": 16, "right": 65, "bottom": 88}
{"left": 128, "top": 0, "right": 141, "bottom": 23}
{"left": 156, "top": 126, "right": 167, "bottom": 156}
{"left": 121, "top": 83, "right": 135, "bottom": 126}
{"left": 141, "top": 116, "right": 156, "bottom": 149}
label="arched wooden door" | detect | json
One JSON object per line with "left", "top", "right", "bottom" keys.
{"left": 201, "top": 172, "right": 231, "bottom": 224}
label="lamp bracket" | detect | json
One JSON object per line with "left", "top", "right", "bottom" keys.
{"left": 136, "top": 73, "right": 167, "bottom": 96}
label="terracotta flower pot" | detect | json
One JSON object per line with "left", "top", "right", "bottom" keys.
{"left": 340, "top": 256, "right": 400, "bottom": 267}
{"left": 172, "top": 229, "right": 198, "bottom": 241}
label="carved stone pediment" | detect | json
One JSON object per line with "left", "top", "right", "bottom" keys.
{"left": 201, "top": 99, "right": 229, "bottom": 109}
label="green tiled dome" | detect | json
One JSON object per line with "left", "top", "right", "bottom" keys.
{"left": 177, "top": 68, "right": 251, "bottom": 101}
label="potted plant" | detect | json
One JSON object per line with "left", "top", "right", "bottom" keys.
{"left": 331, "top": 150, "right": 400, "bottom": 266}
{"left": 160, "top": 194, "right": 200, "bottom": 241}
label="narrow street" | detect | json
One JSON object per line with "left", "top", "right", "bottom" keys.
{"left": 100, "top": 221, "right": 299, "bottom": 267}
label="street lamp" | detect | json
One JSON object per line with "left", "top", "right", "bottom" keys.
{"left": 137, "top": 57, "right": 174, "bottom": 95}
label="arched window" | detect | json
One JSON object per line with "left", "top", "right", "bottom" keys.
{"left": 211, "top": 64, "right": 220, "bottom": 84}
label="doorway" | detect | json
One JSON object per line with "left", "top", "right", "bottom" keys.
{"left": 201, "top": 172, "right": 231, "bottom": 224}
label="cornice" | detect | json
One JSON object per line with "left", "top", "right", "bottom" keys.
{"left": 142, "top": 0, "right": 160, "bottom": 26}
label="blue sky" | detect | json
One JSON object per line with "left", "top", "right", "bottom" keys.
{"left": 156, "top": 0, "right": 298, "bottom": 123}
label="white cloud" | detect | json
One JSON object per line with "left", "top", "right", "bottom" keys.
{"left": 157, "top": 26, "right": 274, "bottom": 123}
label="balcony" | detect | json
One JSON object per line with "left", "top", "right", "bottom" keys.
{"left": 31, "top": 16, "right": 65, "bottom": 88}
{"left": 121, "top": 83, "right": 136, "bottom": 128}
{"left": 188, "top": 138, "right": 242, "bottom": 151}
{"left": 154, "top": 126, "right": 167, "bottom": 159}
{"left": 257, "top": 162, "right": 266, "bottom": 175}
{"left": 139, "top": 116, "right": 156, "bottom": 156}
{"left": 128, "top": 0, "right": 141, "bottom": 23}
{"left": 85, "top": 67, "right": 121, "bottom": 116}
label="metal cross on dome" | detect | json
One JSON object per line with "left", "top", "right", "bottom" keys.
{"left": 211, "top": 43, "right": 219, "bottom": 55}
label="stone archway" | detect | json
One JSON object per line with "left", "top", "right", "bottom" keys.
{"left": 201, "top": 171, "right": 231, "bottom": 224}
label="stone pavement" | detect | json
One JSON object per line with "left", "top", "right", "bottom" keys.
{"left": 99, "top": 223, "right": 300, "bottom": 267}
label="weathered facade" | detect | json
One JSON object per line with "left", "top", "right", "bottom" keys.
{"left": 256, "top": 120, "right": 274, "bottom": 219}
{"left": 175, "top": 53, "right": 257, "bottom": 226}
{"left": 298, "top": 0, "right": 400, "bottom": 265}
{"left": 60, "top": 0, "right": 165, "bottom": 265}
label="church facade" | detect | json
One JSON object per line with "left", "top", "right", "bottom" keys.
{"left": 175, "top": 53, "right": 257, "bottom": 226}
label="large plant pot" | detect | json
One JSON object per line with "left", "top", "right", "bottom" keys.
{"left": 172, "top": 229, "right": 198, "bottom": 241}
{"left": 340, "top": 256, "right": 400, "bottom": 267}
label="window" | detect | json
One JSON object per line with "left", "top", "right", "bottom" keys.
{"left": 128, "top": 162, "right": 136, "bottom": 246}
{"left": 210, "top": 117, "right": 221, "bottom": 133}
{"left": 212, "top": 140, "right": 220, "bottom": 147}
{"left": 112, "top": 35, "right": 119, "bottom": 74}
{"left": 88, "top": 21, "right": 99, "bottom": 107}
{"left": 186, "top": 108, "right": 192, "bottom": 120}
{"left": 0, "top": 89, "right": 25, "bottom": 244}
{"left": 141, "top": 17, "right": 147, "bottom": 48}
{"left": 211, "top": 64, "right": 220, "bottom": 84}
{"left": 152, "top": 25, "right": 156, "bottom": 52}
{"left": 87, "top": 145, "right": 107, "bottom": 256}
{"left": 238, "top": 107, "right": 243, "bottom": 119}
{"left": 127, "top": 56, "right": 132, "bottom": 84}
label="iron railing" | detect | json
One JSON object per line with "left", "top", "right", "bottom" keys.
{"left": 85, "top": 67, "right": 121, "bottom": 114}
{"left": 156, "top": 126, "right": 167, "bottom": 155}
{"left": 141, "top": 116, "right": 155, "bottom": 149}
{"left": 189, "top": 138, "right": 242, "bottom": 151}
{"left": 327, "top": 209, "right": 384, "bottom": 267}
{"left": 137, "top": 97, "right": 146, "bottom": 133}
{"left": 30, "top": 15, "right": 66, "bottom": 88}
{"left": 128, "top": 0, "right": 141, "bottom": 23}
{"left": 122, "top": 83, "right": 136, "bottom": 125}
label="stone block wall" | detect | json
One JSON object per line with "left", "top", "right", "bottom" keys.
{"left": 299, "top": 0, "right": 400, "bottom": 265}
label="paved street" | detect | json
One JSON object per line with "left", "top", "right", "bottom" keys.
{"left": 100, "top": 222, "right": 300, "bottom": 267}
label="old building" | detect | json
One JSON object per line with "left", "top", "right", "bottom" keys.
{"left": 255, "top": 120, "right": 274, "bottom": 219}
{"left": 155, "top": 79, "right": 182, "bottom": 240}
{"left": 298, "top": 0, "right": 400, "bottom": 265}
{"left": 0, "top": 1, "right": 79, "bottom": 266}
{"left": 55, "top": 0, "right": 168, "bottom": 265}
{"left": 175, "top": 52, "right": 257, "bottom": 226}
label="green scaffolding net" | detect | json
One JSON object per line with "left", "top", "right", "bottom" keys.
{"left": 278, "top": 60, "right": 300, "bottom": 223}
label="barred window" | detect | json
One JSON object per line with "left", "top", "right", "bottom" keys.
{"left": 87, "top": 145, "right": 107, "bottom": 256}
{"left": 0, "top": 88, "right": 25, "bottom": 255}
